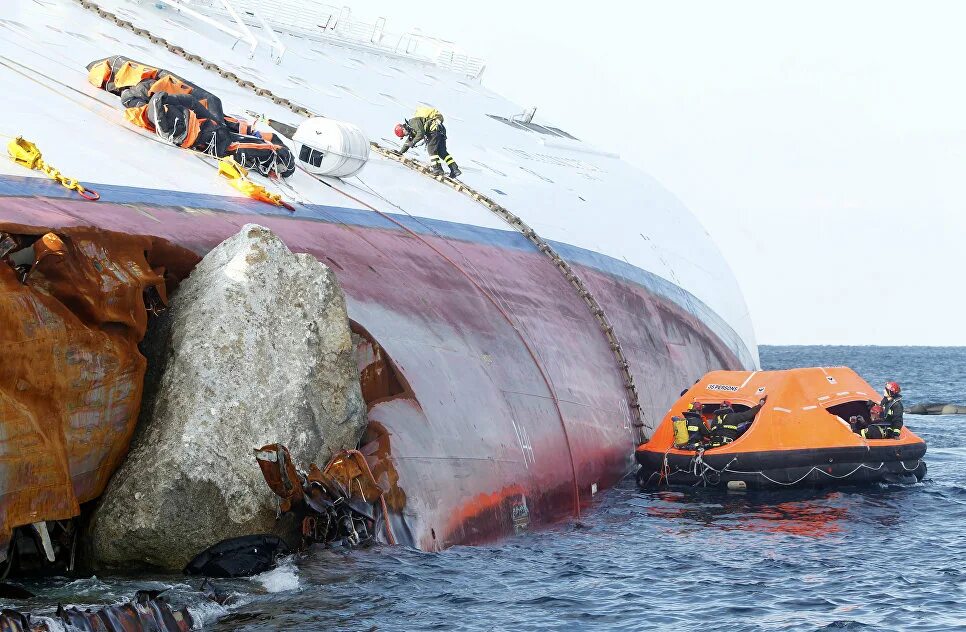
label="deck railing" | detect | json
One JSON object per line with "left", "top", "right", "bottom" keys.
{"left": 164, "top": 0, "right": 486, "bottom": 77}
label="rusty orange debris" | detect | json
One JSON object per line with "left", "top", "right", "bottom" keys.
{"left": 0, "top": 225, "right": 172, "bottom": 558}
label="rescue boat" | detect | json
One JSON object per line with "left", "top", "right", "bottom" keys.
{"left": 636, "top": 368, "right": 927, "bottom": 489}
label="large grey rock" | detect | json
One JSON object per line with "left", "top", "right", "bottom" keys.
{"left": 89, "top": 224, "right": 365, "bottom": 570}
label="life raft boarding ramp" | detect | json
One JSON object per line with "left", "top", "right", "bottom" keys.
{"left": 73, "top": 0, "right": 649, "bottom": 443}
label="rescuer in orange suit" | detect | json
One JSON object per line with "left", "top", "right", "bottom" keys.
{"left": 709, "top": 396, "right": 767, "bottom": 446}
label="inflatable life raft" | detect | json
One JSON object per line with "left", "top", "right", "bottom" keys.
{"left": 636, "top": 367, "right": 927, "bottom": 489}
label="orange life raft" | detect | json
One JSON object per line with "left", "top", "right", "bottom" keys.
{"left": 636, "top": 367, "right": 927, "bottom": 489}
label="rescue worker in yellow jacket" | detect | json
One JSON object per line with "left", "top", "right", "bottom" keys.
{"left": 394, "top": 107, "right": 461, "bottom": 178}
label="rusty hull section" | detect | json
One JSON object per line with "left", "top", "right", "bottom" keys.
{"left": 0, "top": 223, "right": 182, "bottom": 558}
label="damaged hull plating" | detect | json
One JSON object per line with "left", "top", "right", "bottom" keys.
{"left": 0, "top": 175, "right": 751, "bottom": 550}
{"left": 0, "top": 223, "right": 170, "bottom": 560}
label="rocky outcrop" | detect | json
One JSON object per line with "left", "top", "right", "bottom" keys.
{"left": 88, "top": 224, "right": 366, "bottom": 570}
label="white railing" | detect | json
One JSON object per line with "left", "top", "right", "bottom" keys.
{"left": 166, "top": 0, "right": 486, "bottom": 77}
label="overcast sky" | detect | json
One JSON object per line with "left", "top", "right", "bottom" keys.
{"left": 360, "top": 0, "right": 964, "bottom": 345}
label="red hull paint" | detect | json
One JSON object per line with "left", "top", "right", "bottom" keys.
{"left": 1, "top": 189, "right": 747, "bottom": 548}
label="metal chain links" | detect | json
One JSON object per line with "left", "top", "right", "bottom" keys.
{"left": 74, "top": 0, "right": 648, "bottom": 441}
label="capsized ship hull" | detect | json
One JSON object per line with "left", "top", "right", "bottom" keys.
{"left": 2, "top": 176, "right": 745, "bottom": 548}
{"left": 1, "top": 0, "right": 758, "bottom": 553}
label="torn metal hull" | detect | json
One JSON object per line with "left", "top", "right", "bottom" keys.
{"left": 1, "top": 175, "right": 748, "bottom": 549}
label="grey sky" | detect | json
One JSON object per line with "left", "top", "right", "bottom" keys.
{"left": 361, "top": 0, "right": 964, "bottom": 345}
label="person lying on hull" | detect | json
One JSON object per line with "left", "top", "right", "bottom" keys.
{"left": 708, "top": 396, "right": 767, "bottom": 447}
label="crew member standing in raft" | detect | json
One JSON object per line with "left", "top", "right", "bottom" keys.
{"left": 709, "top": 396, "right": 767, "bottom": 446}
{"left": 876, "top": 381, "right": 904, "bottom": 439}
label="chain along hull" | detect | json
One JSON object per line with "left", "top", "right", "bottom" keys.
{"left": 1, "top": 176, "right": 753, "bottom": 548}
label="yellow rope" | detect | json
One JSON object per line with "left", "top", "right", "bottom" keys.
{"left": 6, "top": 136, "right": 99, "bottom": 200}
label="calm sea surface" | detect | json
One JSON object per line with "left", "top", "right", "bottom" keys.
{"left": 10, "top": 346, "right": 966, "bottom": 630}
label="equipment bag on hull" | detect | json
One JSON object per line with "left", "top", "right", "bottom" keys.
{"left": 87, "top": 55, "right": 295, "bottom": 177}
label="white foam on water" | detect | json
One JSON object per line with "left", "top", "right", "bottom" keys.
{"left": 251, "top": 557, "right": 300, "bottom": 593}
{"left": 187, "top": 599, "right": 231, "bottom": 629}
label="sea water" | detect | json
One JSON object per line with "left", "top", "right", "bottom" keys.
{"left": 7, "top": 346, "right": 965, "bottom": 631}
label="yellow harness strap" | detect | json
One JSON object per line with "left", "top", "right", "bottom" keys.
{"left": 218, "top": 157, "right": 293, "bottom": 211}
{"left": 7, "top": 137, "right": 99, "bottom": 200}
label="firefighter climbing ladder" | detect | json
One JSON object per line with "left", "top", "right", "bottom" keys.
{"left": 73, "top": 0, "right": 649, "bottom": 443}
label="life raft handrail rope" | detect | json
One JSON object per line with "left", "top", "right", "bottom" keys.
{"left": 72, "top": 0, "right": 648, "bottom": 445}
{"left": 684, "top": 451, "right": 907, "bottom": 487}
{"left": 6, "top": 136, "right": 99, "bottom": 200}
{"left": 660, "top": 444, "right": 923, "bottom": 487}
{"left": 728, "top": 462, "right": 887, "bottom": 487}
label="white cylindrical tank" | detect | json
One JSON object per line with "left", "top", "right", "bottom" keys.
{"left": 291, "top": 118, "right": 370, "bottom": 178}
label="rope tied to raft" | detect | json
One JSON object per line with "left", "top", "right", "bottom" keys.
{"left": 7, "top": 136, "right": 100, "bottom": 200}
{"left": 691, "top": 452, "right": 736, "bottom": 487}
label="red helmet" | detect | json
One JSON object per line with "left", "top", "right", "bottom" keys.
{"left": 870, "top": 404, "right": 884, "bottom": 421}
{"left": 885, "top": 381, "right": 901, "bottom": 395}
{"left": 688, "top": 401, "right": 702, "bottom": 412}
{"left": 394, "top": 123, "right": 406, "bottom": 138}
{"left": 722, "top": 400, "right": 732, "bottom": 408}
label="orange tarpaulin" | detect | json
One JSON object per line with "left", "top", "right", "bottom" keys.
{"left": 0, "top": 227, "right": 167, "bottom": 556}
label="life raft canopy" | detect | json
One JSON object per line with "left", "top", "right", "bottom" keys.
{"left": 636, "top": 367, "right": 927, "bottom": 489}
{"left": 666, "top": 367, "right": 908, "bottom": 451}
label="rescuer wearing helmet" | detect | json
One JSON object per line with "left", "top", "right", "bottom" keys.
{"left": 683, "top": 401, "right": 710, "bottom": 448}
{"left": 852, "top": 402, "right": 884, "bottom": 435}
{"left": 709, "top": 396, "right": 767, "bottom": 446}
{"left": 394, "top": 106, "right": 461, "bottom": 178}
{"left": 880, "top": 381, "right": 904, "bottom": 439}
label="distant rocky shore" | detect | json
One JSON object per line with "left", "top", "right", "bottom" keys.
{"left": 906, "top": 403, "right": 966, "bottom": 415}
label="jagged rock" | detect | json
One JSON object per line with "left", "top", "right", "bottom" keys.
{"left": 88, "top": 224, "right": 366, "bottom": 570}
